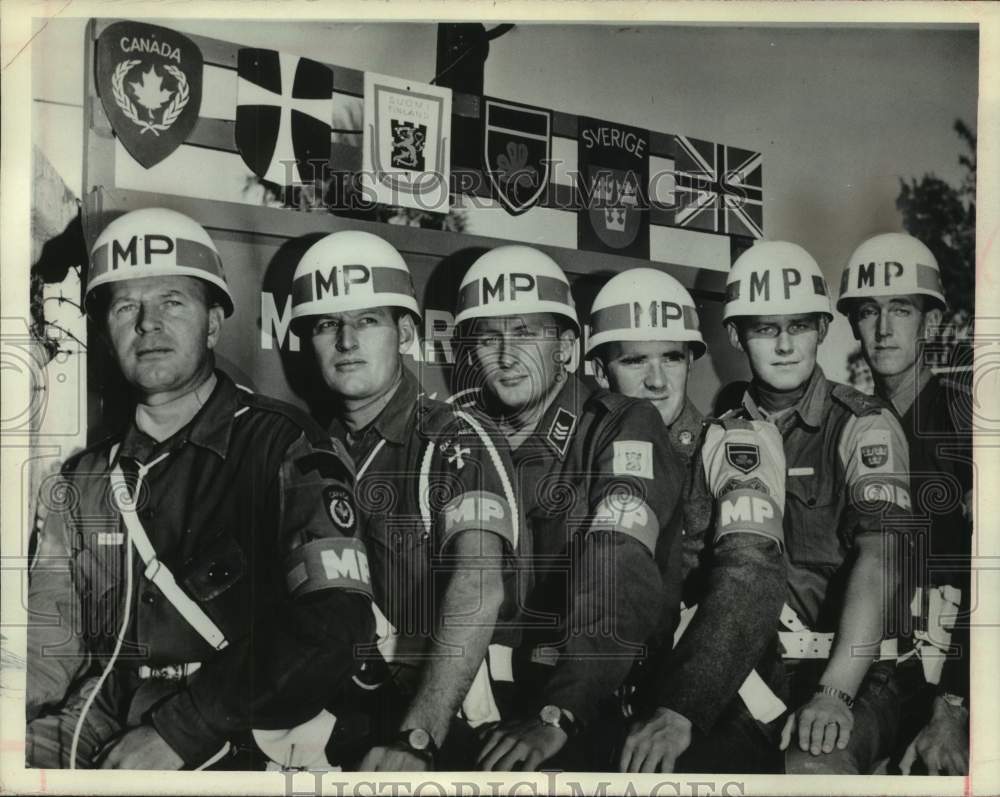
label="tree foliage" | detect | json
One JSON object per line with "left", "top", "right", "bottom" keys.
{"left": 896, "top": 119, "right": 976, "bottom": 323}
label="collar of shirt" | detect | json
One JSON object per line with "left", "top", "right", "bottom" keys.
{"left": 113, "top": 370, "right": 237, "bottom": 467}
{"left": 884, "top": 363, "right": 934, "bottom": 418}
{"left": 330, "top": 366, "right": 418, "bottom": 455}
{"left": 743, "top": 366, "right": 829, "bottom": 431}
{"left": 668, "top": 398, "right": 704, "bottom": 454}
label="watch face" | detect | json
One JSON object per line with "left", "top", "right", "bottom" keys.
{"left": 408, "top": 728, "right": 431, "bottom": 751}
{"left": 539, "top": 705, "right": 562, "bottom": 726}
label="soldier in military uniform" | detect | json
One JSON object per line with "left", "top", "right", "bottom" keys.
{"left": 720, "top": 241, "right": 912, "bottom": 774}
{"left": 288, "top": 231, "right": 520, "bottom": 771}
{"left": 26, "top": 209, "right": 374, "bottom": 770}
{"left": 448, "top": 246, "right": 685, "bottom": 771}
{"left": 837, "top": 233, "right": 971, "bottom": 775}
{"left": 583, "top": 268, "right": 788, "bottom": 774}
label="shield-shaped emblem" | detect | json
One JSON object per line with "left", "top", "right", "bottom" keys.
{"left": 577, "top": 117, "right": 649, "bottom": 258}
{"left": 861, "top": 444, "right": 889, "bottom": 469}
{"left": 363, "top": 72, "right": 452, "bottom": 213}
{"left": 585, "top": 166, "right": 643, "bottom": 250}
{"left": 725, "top": 442, "right": 760, "bottom": 474}
{"left": 483, "top": 98, "right": 551, "bottom": 216}
{"left": 95, "top": 22, "right": 203, "bottom": 168}
{"left": 236, "top": 49, "right": 333, "bottom": 186}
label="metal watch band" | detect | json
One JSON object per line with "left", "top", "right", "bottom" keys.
{"left": 816, "top": 684, "right": 855, "bottom": 710}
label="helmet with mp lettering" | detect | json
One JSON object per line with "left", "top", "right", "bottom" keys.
{"left": 289, "top": 230, "right": 420, "bottom": 333}
{"left": 836, "top": 232, "right": 946, "bottom": 314}
{"left": 454, "top": 245, "right": 579, "bottom": 333}
{"left": 723, "top": 241, "right": 832, "bottom": 322}
{"left": 86, "top": 207, "right": 234, "bottom": 318}
{"left": 585, "top": 267, "right": 706, "bottom": 359}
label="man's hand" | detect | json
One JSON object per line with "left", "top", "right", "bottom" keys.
{"left": 99, "top": 725, "right": 184, "bottom": 770}
{"left": 477, "top": 718, "right": 568, "bottom": 771}
{"left": 619, "top": 706, "right": 692, "bottom": 773}
{"left": 900, "top": 696, "right": 969, "bottom": 775}
{"left": 358, "top": 743, "right": 431, "bottom": 772}
{"left": 780, "top": 693, "right": 853, "bottom": 756}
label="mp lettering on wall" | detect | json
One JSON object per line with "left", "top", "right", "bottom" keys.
{"left": 95, "top": 21, "right": 203, "bottom": 168}
{"left": 362, "top": 72, "right": 452, "bottom": 213}
{"left": 577, "top": 117, "right": 650, "bottom": 259}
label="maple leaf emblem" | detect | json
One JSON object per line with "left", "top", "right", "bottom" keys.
{"left": 130, "top": 66, "right": 173, "bottom": 119}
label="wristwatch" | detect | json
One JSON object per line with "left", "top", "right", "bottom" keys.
{"left": 397, "top": 728, "right": 438, "bottom": 759}
{"left": 940, "top": 692, "right": 966, "bottom": 709}
{"left": 539, "top": 705, "right": 580, "bottom": 736}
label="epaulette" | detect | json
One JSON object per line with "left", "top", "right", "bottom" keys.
{"left": 830, "top": 383, "right": 886, "bottom": 417}
{"left": 586, "top": 389, "right": 634, "bottom": 417}
{"left": 62, "top": 431, "right": 119, "bottom": 472}
{"left": 236, "top": 388, "right": 334, "bottom": 450}
{"left": 414, "top": 392, "right": 462, "bottom": 440}
{"left": 938, "top": 371, "right": 973, "bottom": 397}
{"left": 707, "top": 415, "right": 754, "bottom": 432}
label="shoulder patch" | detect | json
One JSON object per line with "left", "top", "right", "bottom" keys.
{"left": 613, "top": 440, "right": 654, "bottom": 479}
{"left": 323, "top": 485, "right": 357, "bottom": 531}
{"left": 831, "top": 383, "right": 885, "bottom": 417}
{"left": 857, "top": 427, "right": 893, "bottom": 472}
{"left": 725, "top": 441, "right": 760, "bottom": 474}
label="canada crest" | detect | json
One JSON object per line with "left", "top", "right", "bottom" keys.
{"left": 96, "top": 21, "right": 204, "bottom": 168}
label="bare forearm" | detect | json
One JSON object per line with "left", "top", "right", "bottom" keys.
{"left": 400, "top": 562, "right": 503, "bottom": 743}
{"left": 822, "top": 535, "right": 892, "bottom": 695}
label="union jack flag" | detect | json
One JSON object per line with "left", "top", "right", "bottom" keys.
{"left": 673, "top": 136, "right": 763, "bottom": 239}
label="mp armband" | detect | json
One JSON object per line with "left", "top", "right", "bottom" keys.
{"left": 589, "top": 494, "right": 660, "bottom": 556}
{"left": 285, "top": 537, "right": 373, "bottom": 598}
{"left": 715, "top": 489, "right": 783, "bottom": 548}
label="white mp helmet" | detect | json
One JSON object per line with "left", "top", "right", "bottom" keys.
{"left": 290, "top": 230, "right": 420, "bottom": 330}
{"left": 585, "top": 267, "right": 706, "bottom": 359}
{"left": 836, "top": 232, "right": 947, "bottom": 314}
{"left": 86, "top": 207, "right": 234, "bottom": 318}
{"left": 453, "top": 245, "right": 579, "bottom": 333}
{"left": 723, "top": 241, "right": 832, "bottom": 322}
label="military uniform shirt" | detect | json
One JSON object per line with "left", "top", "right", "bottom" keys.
{"left": 471, "top": 374, "right": 685, "bottom": 726}
{"left": 330, "top": 366, "right": 519, "bottom": 660}
{"left": 27, "top": 372, "right": 374, "bottom": 766}
{"left": 893, "top": 369, "right": 972, "bottom": 697}
{"left": 651, "top": 400, "right": 788, "bottom": 732}
{"left": 736, "top": 367, "right": 911, "bottom": 632}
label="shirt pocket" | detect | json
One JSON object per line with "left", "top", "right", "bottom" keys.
{"left": 784, "top": 474, "right": 845, "bottom": 567}
{"left": 181, "top": 533, "right": 249, "bottom": 639}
